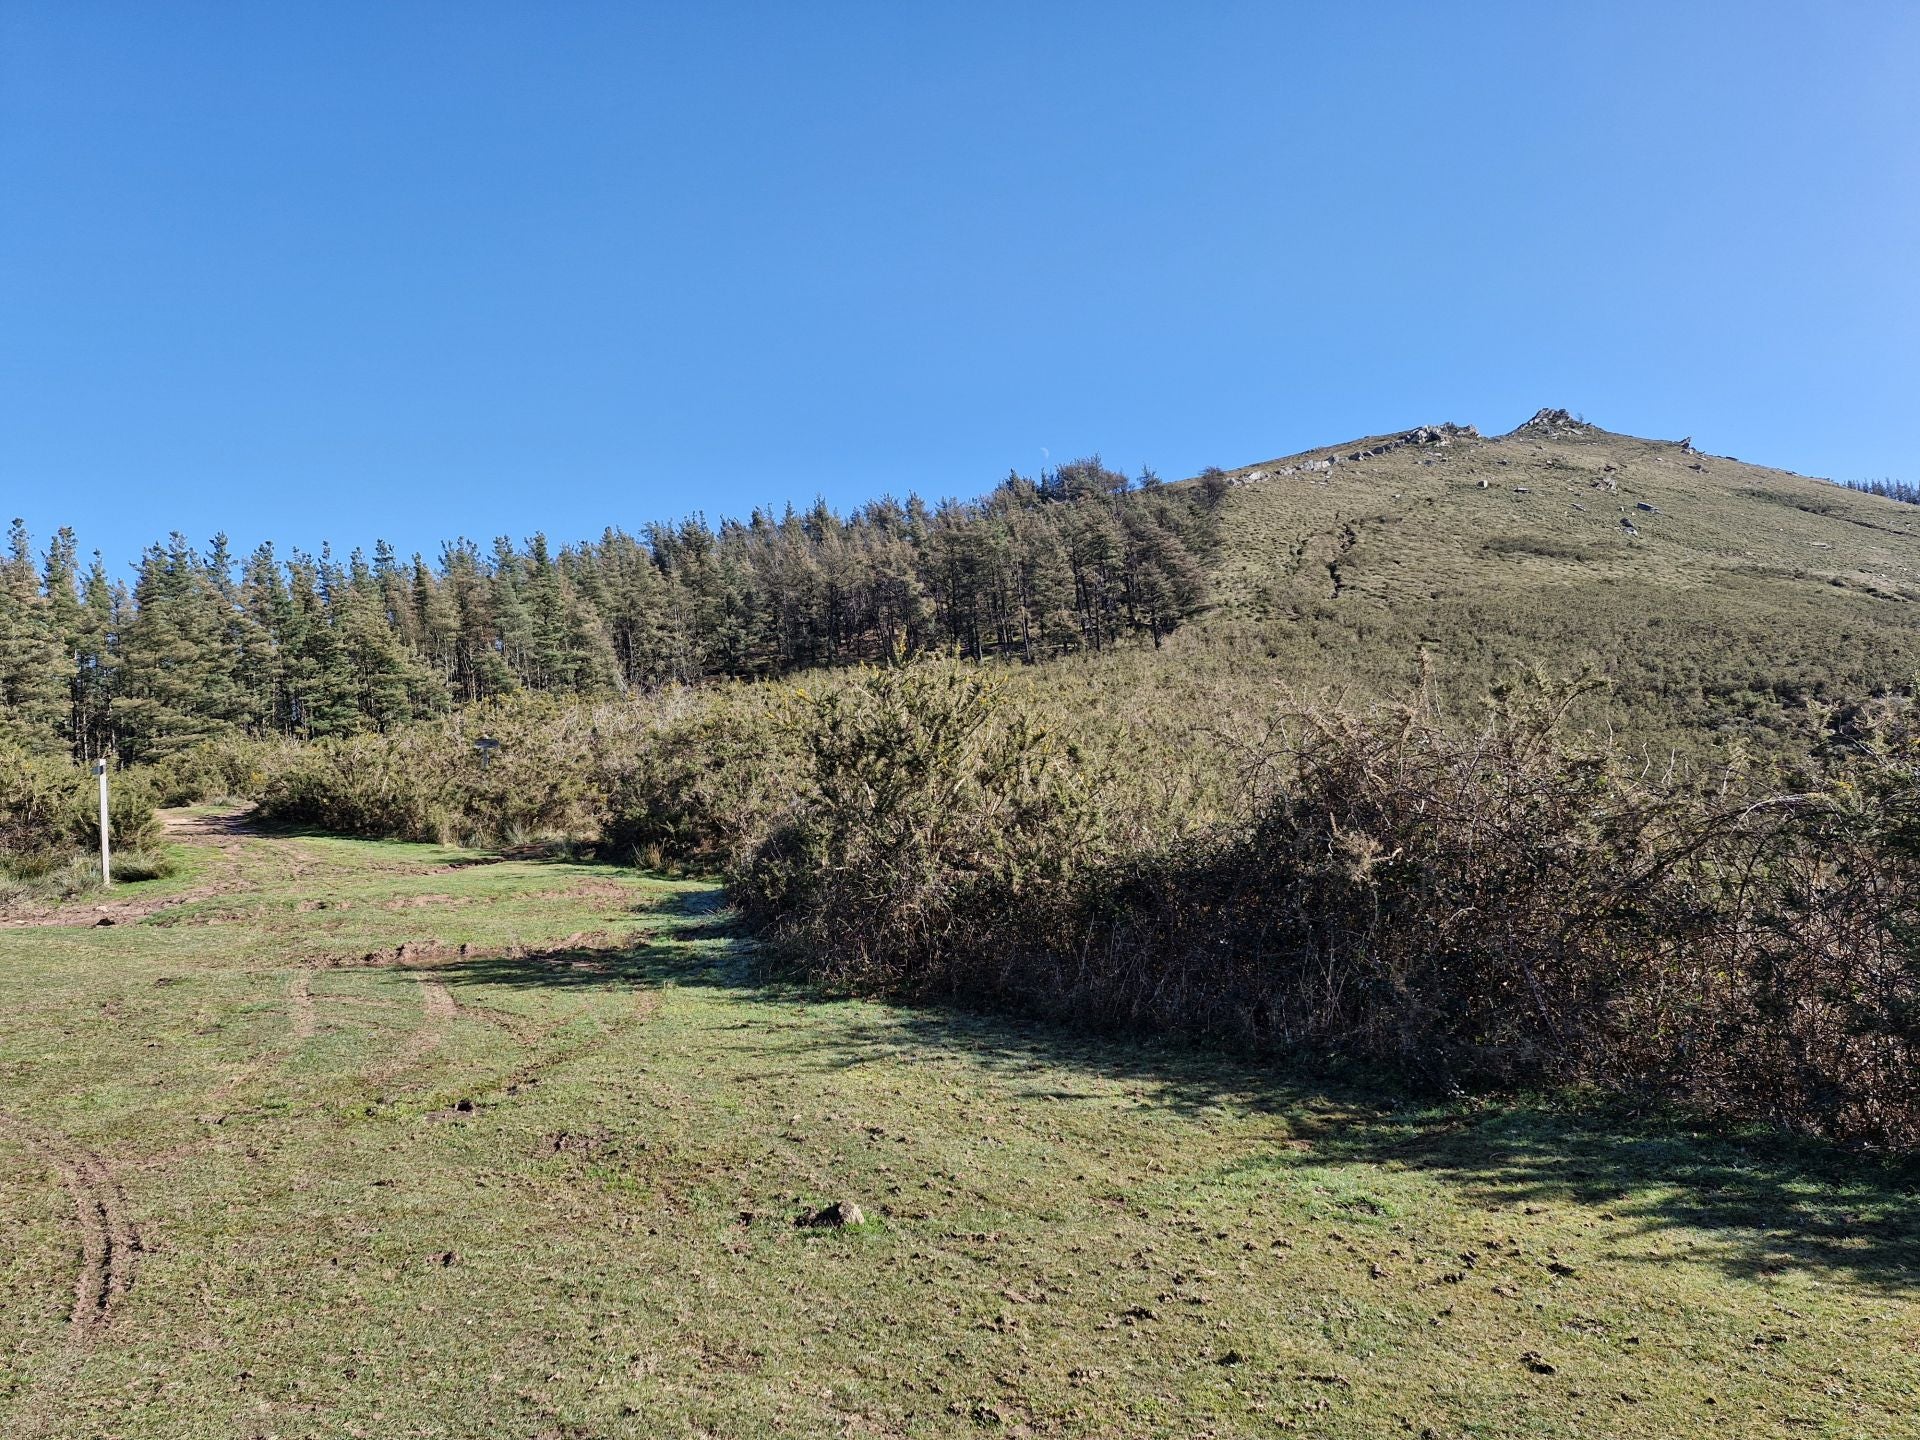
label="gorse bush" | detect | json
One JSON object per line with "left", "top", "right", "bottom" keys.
{"left": 0, "top": 740, "right": 79, "bottom": 863}
{"left": 595, "top": 686, "right": 793, "bottom": 871}
{"left": 139, "top": 736, "right": 292, "bottom": 807}
{"left": 1072, "top": 682, "right": 1920, "bottom": 1146}
{"left": 257, "top": 696, "right": 648, "bottom": 845}
{"left": 735, "top": 661, "right": 1920, "bottom": 1148}
{"left": 0, "top": 739, "right": 160, "bottom": 876}
{"left": 733, "top": 663, "right": 1103, "bottom": 986}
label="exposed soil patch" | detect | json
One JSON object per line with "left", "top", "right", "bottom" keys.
{"left": 288, "top": 972, "right": 318, "bottom": 1041}
{"left": 0, "top": 807, "right": 269, "bottom": 930}
{"left": 162, "top": 807, "right": 259, "bottom": 847}
{"left": 379, "top": 893, "right": 468, "bottom": 911}
{"left": 310, "top": 941, "right": 480, "bottom": 970}
{"left": 0, "top": 1113, "right": 140, "bottom": 1333}
{"left": 310, "top": 931, "right": 631, "bottom": 971}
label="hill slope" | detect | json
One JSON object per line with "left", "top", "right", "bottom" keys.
{"left": 1159, "top": 409, "right": 1920, "bottom": 754}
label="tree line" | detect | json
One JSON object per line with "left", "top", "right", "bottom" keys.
{"left": 0, "top": 458, "right": 1219, "bottom": 763}
{"left": 1840, "top": 477, "right": 1920, "bottom": 506}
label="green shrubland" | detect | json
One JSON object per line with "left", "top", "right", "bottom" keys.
{"left": 729, "top": 660, "right": 1920, "bottom": 1149}
{"left": 148, "top": 649, "right": 1920, "bottom": 1150}
{"left": 0, "top": 738, "right": 161, "bottom": 881}
{"left": 9, "top": 416, "right": 1920, "bottom": 1147}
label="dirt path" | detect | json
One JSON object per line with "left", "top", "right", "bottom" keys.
{"left": 0, "top": 805, "right": 268, "bottom": 929}
{"left": 159, "top": 806, "right": 258, "bottom": 847}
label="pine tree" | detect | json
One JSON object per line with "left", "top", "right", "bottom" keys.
{"left": 0, "top": 520, "right": 68, "bottom": 754}
{"left": 112, "top": 536, "right": 244, "bottom": 761}
{"left": 278, "top": 551, "right": 355, "bottom": 738}
{"left": 69, "top": 553, "right": 121, "bottom": 761}
{"left": 335, "top": 579, "right": 440, "bottom": 730}
{"left": 41, "top": 528, "right": 87, "bottom": 751}
{"left": 410, "top": 554, "right": 461, "bottom": 688}
{"left": 235, "top": 544, "right": 291, "bottom": 734}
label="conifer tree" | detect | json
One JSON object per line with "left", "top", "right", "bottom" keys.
{"left": 236, "top": 544, "right": 291, "bottom": 733}
{"left": 112, "top": 535, "right": 243, "bottom": 760}
{"left": 60, "top": 552, "right": 121, "bottom": 761}
{"left": 0, "top": 520, "right": 67, "bottom": 754}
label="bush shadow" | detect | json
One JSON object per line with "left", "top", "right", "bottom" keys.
{"left": 433, "top": 905, "right": 1920, "bottom": 1295}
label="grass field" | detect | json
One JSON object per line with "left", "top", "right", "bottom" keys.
{"left": 2, "top": 810, "right": 1917, "bottom": 1438}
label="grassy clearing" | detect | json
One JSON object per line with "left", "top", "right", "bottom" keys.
{"left": 1, "top": 812, "right": 1916, "bottom": 1438}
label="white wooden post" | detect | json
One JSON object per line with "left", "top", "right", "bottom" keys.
{"left": 94, "top": 758, "right": 110, "bottom": 886}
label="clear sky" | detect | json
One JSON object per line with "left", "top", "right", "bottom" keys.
{"left": 3, "top": 2, "right": 1916, "bottom": 572}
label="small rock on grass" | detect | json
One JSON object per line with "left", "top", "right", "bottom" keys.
{"left": 796, "top": 1200, "right": 864, "bottom": 1228}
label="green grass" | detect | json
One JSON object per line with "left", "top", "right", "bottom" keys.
{"left": 2, "top": 812, "right": 1916, "bottom": 1438}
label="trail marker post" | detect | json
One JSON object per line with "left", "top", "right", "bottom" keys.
{"left": 94, "top": 758, "right": 110, "bottom": 886}
{"left": 475, "top": 736, "right": 501, "bottom": 771}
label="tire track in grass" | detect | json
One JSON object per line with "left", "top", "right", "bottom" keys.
{"left": 420, "top": 989, "right": 664, "bottom": 1115}
{"left": 0, "top": 1113, "right": 140, "bottom": 1333}
{"left": 449, "top": 994, "right": 547, "bottom": 1045}
{"left": 368, "top": 973, "right": 457, "bottom": 1083}
{"left": 288, "top": 971, "right": 317, "bottom": 1041}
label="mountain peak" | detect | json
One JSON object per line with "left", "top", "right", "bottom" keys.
{"left": 1512, "top": 407, "right": 1601, "bottom": 438}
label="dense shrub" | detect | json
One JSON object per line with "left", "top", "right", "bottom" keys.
{"left": 1060, "top": 684, "right": 1920, "bottom": 1146}
{"left": 0, "top": 740, "right": 160, "bottom": 876}
{"left": 740, "top": 662, "right": 1920, "bottom": 1149}
{"left": 256, "top": 696, "right": 654, "bottom": 846}
{"left": 595, "top": 686, "right": 794, "bottom": 871}
{"left": 0, "top": 740, "right": 77, "bottom": 862}
{"left": 733, "top": 663, "right": 1103, "bottom": 981}
{"left": 139, "top": 736, "right": 293, "bottom": 807}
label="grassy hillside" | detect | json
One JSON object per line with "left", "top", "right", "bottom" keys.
{"left": 1158, "top": 409, "right": 1920, "bottom": 755}
{"left": 2, "top": 814, "right": 1915, "bottom": 1438}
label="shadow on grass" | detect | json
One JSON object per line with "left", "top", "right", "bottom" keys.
{"left": 437, "top": 899, "right": 1920, "bottom": 1294}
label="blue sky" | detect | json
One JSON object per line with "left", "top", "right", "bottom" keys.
{"left": 3, "top": 2, "right": 1916, "bottom": 571}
